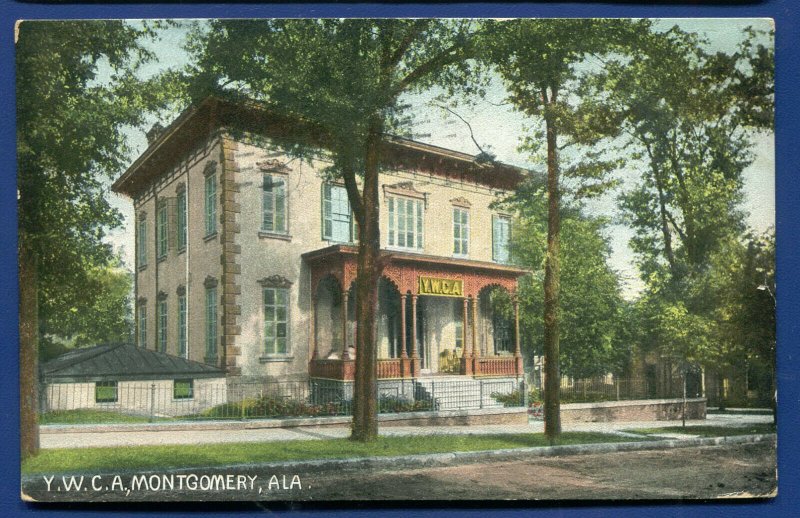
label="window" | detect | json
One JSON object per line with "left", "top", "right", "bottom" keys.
{"left": 262, "top": 174, "right": 287, "bottom": 233}
{"left": 263, "top": 287, "right": 289, "bottom": 355}
{"left": 157, "top": 299, "right": 167, "bottom": 353}
{"left": 178, "top": 293, "right": 187, "bottom": 358}
{"left": 204, "top": 172, "right": 217, "bottom": 237}
{"left": 137, "top": 304, "right": 147, "bottom": 348}
{"left": 493, "top": 215, "right": 511, "bottom": 264}
{"left": 205, "top": 286, "right": 217, "bottom": 359}
{"left": 322, "top": 183, "right": 356, "bottom": 243}
{"left": 173, "top": 379, "right": 193, "bottom": 400}
{"left": 157, "top": 201, "right": 168, "bottom": 259}
{"left": 176, "top": 189, "right": 187, "bottom": 251}
{"left": 136, "top": 217, "right": 148, "bottom": 268}
{"left": 388, "top": 197, "right": 424, "bottom": 250}
{"left": 453, "top": 207, "right": 469, "bottom": 257}
{"left": 455, "top": 320, "right": 464, "bottom": 351}
{"left": 95, "top": 381, "right": 118, "bottom": 403}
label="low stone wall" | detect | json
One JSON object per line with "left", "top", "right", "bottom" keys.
{"left": 560, "top": 398, "right": 706, "bottom": 423}
{"left": 377, "top": 407, "right": 528, "bottom": 427}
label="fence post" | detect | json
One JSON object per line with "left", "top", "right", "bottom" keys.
{"left": 479, "top": 379, "right": 484, "bottom": 409}
{"left": 431, "top": 380, "right": 435, "bottom": 411}
{"left": 241, "top": 388, "right": 246, "bottom": 420}
{"left": 149, "top": 383, "right": 156, "bottom": 423}
{"left": 616, "top": 379, "right": 620, "bottom": 401}
{"left": 522, "top": 378, "right": 528, "bottom": 408}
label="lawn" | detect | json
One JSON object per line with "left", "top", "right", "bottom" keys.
{"left": 23, "top": 432, "right": 639, "bottom": 474}
{"left": 623, "top": 423, "right": 776, "bottom": 437}
{"left": 39, "top": 409, "right": 158, "bottom": 425}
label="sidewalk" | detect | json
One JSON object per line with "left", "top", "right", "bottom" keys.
{"left": 39, "top": 413, "right": 773, "bottom": 450}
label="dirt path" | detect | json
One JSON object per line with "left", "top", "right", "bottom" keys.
{"left": 302, "top": 442, "right": 777, "bottom": 500}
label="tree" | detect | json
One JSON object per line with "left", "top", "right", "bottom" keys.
{"left": 590, "top": 26, "right": 774, "bottom": 279}
{"left": 484, "top": 19, "right": 649, "bottom": 440}
{"left": 513, "top": 208, "right": 627, "bottom": 380}
{"left": 187, "top": 19, "right": 480, "bottom": 441}
{"left": 584, "top": 25, "right": 774, "bottom": 392}
{"left": 17, "top": 21, "right": 165, "bottom": 459}
{"left": 39, "top": 262, "right": 134, "bottom": 362}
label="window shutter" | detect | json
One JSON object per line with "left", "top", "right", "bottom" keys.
{"left": 322, "top": 183, "right": 332, "bottom": 239}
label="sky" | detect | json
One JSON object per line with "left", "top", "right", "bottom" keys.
{"left": 104, "top": 18, "right": 775, "bottom": 300}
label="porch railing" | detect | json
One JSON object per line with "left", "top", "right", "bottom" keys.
{"left": 476, "top": 355, "right": 520, "bottom": 377}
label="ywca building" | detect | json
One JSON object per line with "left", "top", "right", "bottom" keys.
{"left": 112, "top": 97, "right": 528, "bottom": 391}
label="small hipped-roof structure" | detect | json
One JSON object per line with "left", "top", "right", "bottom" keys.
{"left": 41, "top": 344, "right": 225, "bottom": 383}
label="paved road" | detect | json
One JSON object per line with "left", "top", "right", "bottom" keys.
{"left": 40, "top": 413, "right": 773, "bottom": 449}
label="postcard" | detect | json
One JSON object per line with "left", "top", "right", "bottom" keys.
{"left": 18, "top": 18, "right": 776, "bottom": 502}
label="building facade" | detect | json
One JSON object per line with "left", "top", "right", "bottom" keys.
{"left": 112, "top": 97, "right": 529, "bottom": 387}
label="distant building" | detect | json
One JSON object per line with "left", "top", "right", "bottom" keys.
{"left": 112, "top": 97, "right": 529, "bottom": 394}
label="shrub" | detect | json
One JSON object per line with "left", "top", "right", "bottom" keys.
{"left": 378, "top": 395, "right": 432, "bottom": 413}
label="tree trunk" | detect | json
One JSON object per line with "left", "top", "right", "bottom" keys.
{"left": 19, "top": 231, "right": 40, "bottom": 459}
{"left": 351, "top": 119, "right": 383, "bottom": 442}
{"left": 542, "top": 88, "right": 562, "bottom": 442}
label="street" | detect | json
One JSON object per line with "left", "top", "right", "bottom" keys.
{"left": 22, "top": 439, "right": 776, "bottom": 502}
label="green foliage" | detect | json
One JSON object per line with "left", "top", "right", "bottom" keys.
{"left": 509, "top": 209, "right": 629, "bottom": 378}
{"left": 39, "top": 263, "right": 133, "bottom": 358}
{"left": 200, "top": 396, "right": 345, "bottom": 419}
{"left": 17, "top": 21, "right": 173, "bottom": 354}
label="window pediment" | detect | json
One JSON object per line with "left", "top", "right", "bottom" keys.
{"left": 383, "top": 181, "right": 426, "bottom": 201}
{"left": 257, "top": 159, "right": 291, "bottom": 174}
{"left": 258, "top": 275, "right": 293, "bottom": 289}
{"left": 203, "top": 161, "right": 217, "bottom": 177}
{"left": 450, "top": 196, "right": 472, "bottom": 208}
{"left": 204, "top": 276, "right": 218, "bottom": 288}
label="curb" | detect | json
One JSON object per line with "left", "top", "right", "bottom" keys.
{"left": 23, "top": 433, "right": 776, "bottom": 481}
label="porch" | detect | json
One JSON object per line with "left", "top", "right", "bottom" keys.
{"left": 303, "top": 245, "right": 528, "bottom": 381}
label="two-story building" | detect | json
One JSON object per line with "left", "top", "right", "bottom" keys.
{"left": 112, "top": 97, "right": 529, "bottom": 395}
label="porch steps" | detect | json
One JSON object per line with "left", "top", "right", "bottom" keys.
{"left": 413, "top": 376, "right": 518, "bottom": 411}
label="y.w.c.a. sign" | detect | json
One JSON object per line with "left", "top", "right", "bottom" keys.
{"left": 418, "top": 276, "right": 464, "bottom": 297}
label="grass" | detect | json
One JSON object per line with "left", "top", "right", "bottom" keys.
{"left": 22, "top": 432, "right": 638, "bottom": 475}
{"left": 39, "top": 409, "right": 157, "bottom": 425}
{"left": 623, "top": 423, "right": 776, "bottom": 437}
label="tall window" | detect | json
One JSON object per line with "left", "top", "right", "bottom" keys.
{"left": 204, "top": 172, "right": 217, "bottom": 236}
{"left": 453, "top": 207, "right": 469, "bottom": 257}
{"left": 263, "top": 287, "right": 289, "bottom": 355}
{"left": 388, "top": 197, "right": 424, "bottom": 250}
{"left": 157, "top": 201, "right": 168, "bottom": 259}
{"left": 322, "top": 183, "right": 355, "bottom": 242}
{"left": 178, "top": 293, "right": 187, "bottom": 358}
{"left": 493, "top": 215, "right": 511, "bottom": 264}
{"left": 157, "top": 299, "right": 167, "bottom": 352}
{"left": 136, "top": 216, "right": 148, "bottom": 268}
{"left": 176, "top": 189, "right": 187, "bottom": 251}
{"left": 205, "top": 286, "right": 217, "bottom": 359}
{"left": 262, "top": 174, "right": 287, "bottom": 233}
{"left": 137, "top": 304, "right": 147, "bottom": 348}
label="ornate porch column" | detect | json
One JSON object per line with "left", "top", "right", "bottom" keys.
{"left": 411, "top": 294, "right": 420, "bottom": 376}
{"left": 461, "top": 296, "right": 472, "bottom": 375}
{"left": 513, "top": 295, "right": 523, "bottom": 377}
{"left": 400, "top": 293, "right": 409, "bottom": 377}
{"left": 472, "top": 294, "right": 480, "bottom": 375}
{"left": 341, "top": 291, "right": 350, "bottom": 360}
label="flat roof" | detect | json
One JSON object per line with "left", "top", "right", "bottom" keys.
{"left": 112, "top": 96, "right": 528, "bottom": 197}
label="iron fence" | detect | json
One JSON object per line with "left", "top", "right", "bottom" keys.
{"left": 40, "top": 376, "right": 526, "bottom": 424}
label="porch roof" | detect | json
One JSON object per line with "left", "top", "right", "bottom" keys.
{"left": 302, "top": 244, "right": 529, "bottom": 297}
